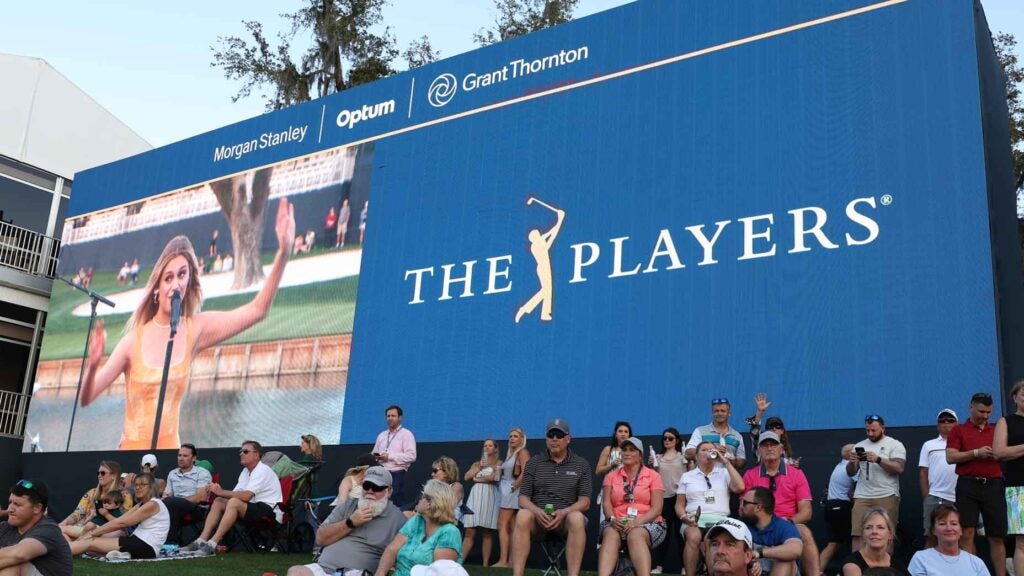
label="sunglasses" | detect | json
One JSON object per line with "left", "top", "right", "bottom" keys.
{"left": 711, "top": 397, "right": 730, "bottom": 405}
{"left": 239, "top": 449, "right": 253, "bottom": 455}
{"left": 972, "top": 393, "right": 993, "bottom": 403}
{"left": 546, "top": 430, "right": 567, "bottom": 439}
{"left": 864, "top": 414, "right": 883, "bottom": 422}
{"left": 938, "top": 417, "right": 957, "bottom": 424}
{"left": 768, "top": 476, "right": 778, "bottom": 493}
{"left": 663, "top": 436, "right": 676, "bottom": 442}
{"left": 362, "top": 482, "right": 388, "bottom": 493}
{"left": 702, "top": 474, "right": 712, "bottom": 490}
{"left": 97, "top": 470, "right": 109, "bottom": 476}
{"left": 15, "top": 480, "right": 45, "bottom": 506}
{"left": 431, "top": 468, "right": 442, "bottom": 474}
{"left": 766, "top": 424, "right": 784, "bottom": 431}
{"left": 740, "top": 499, "right": 758, "bottom": 507}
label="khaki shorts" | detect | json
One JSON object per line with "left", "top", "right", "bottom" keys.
{"left": 851, "top": 495, "right": 899, "bottom": 536}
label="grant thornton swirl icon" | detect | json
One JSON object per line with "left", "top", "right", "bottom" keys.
{"left": 515, "top": 196, "right": 565, "bottom": 323}
{"left": 428, "top": 73, "right": 458, "bottom": 107}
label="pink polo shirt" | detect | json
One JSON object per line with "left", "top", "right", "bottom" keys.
{"left": 742, "top": 461, "right": 812, "bottom": 520}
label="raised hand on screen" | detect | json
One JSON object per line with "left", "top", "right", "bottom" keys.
{"left": 276, "top": 197, "right": 296, "bottom": 254}
{"left": 88, "top": 319, "right": 106, "bottom": 368}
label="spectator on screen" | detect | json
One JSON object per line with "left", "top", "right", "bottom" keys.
{"left": 324, "top": 206, "right": 338, "bottom": 247}
{"left": 337, "top": 198, "right": 351, "bottom": 248}
{"left": 76, "top": 197, "right": 295, "bottom": 450}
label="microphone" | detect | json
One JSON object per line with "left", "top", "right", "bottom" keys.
{"left": 170, "top": 289, "right": 182, "bottom": 336}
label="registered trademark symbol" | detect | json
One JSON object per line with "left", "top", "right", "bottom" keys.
{"left": 880, "top": 194, "right": 893, "bottom": 206}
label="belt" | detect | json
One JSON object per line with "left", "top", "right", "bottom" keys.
{"left": 962, "top": 476, "right": 1001, "bottom": 484}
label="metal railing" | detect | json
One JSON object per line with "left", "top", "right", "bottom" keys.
{"left": 0, "top": 220, "right": 60, "bottom": 278}
{"left": 0, "top": 389, "right": 29, "bottom": 438}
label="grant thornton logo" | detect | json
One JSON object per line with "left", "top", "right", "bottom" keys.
{"left": 427, "top": 73, "right": 458, "bottom": 107}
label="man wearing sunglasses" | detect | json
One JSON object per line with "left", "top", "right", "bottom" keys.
{"left": 741, "top": 432, "right": 819, "bottom": 576}
{"left": 182, "top": 440, "right": 283, "bottom": 556}
{"left": 918, "top": 408, "right": 958, "bottom": 548}
{"left": 512, "top": 418, "right": 592, "bottom": 576}
{"left": 0, "top": 480, "right": 73, "bottom": 575}
{"left": 845, "top": 414, "right": 906, "bottom": 551}
{"left": 737, "top": 487, "right": 801, "bottom": 576}
{"left": 685, "top": 398, "right": 746, "bottom": 470}
{"left": 287, "top": 467, "right": 406, "bottom": 576}
{"left": 946, "top": 392, "right": 1007, "bottom": 576}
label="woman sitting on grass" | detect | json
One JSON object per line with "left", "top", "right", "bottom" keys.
{"left": 69, "top": 473, "right": 170, "bottom": 560}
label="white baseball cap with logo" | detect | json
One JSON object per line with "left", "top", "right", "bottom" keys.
{"left": 410, "top": 560, "right": 469, "bottom": 576}
{"left": 704, "top": 517, "right": 753, "bottom": 548}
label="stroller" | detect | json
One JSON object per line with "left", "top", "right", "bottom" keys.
{"left": 256, "top": 451, "right": 323, "bottom": 552}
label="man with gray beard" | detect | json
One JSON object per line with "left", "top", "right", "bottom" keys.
{"left": 287, "top": 467, "right": 406, "bottom": 576}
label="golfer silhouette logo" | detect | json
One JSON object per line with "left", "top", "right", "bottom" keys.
{"left": 515, "top": 196, "right": 565, "bottom": 324}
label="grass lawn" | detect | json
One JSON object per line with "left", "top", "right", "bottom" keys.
{"left": 71, "top": 555, "right": 566, "bottom": 576}
{"left": 40, "top": 250, "right": 358, "bottom": 360}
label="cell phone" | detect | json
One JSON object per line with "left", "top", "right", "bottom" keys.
{"left": 855, "top": 447, "right": 865, "bottom": 460}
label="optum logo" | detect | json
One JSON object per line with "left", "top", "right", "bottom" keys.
{"left": 427, "top": 73, "right": 458, "bottom": 107}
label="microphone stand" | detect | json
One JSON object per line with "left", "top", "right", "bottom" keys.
{"left": 151, "top": 292, "right": 180, "bottom": 450}
{"left": 60, "top": 276, "right": 115, "bottom": 452}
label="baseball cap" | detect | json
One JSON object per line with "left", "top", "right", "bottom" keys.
{"left": 705, "top": 517, "right": 753, "bottom": 548}
{"left": 411, "top": 560, "right": 469, "bottom": 576}
{"left": 758, "top": 431, "right": 781, "bottom": 445}
{"left": 363, "top": 466, "right": 393, "bottom": 488}
{"left": 356, "top": 453, "right": 379, "bottom": 467}
{"left": 620, "top": 437, "right": 643, "bottom": 452}
{"left": 141, "top": 454, "right": 158, "bottom": 469}
{"left": 764, "top": 416, "right": 785, "bottom": 429}
{"left": 937, "top": 408, "right": 958, "bottom": 421}
{"left": 547, "top": 418, "right": 571, "bottom": 435}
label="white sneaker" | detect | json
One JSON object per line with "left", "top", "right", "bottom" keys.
{"left": 651, "top": 567, "right": 663, "bottom": 574}
{"left": 105, "top": 550, "right": 131, "bottom": 561}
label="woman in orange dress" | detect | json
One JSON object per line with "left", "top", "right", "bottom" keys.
{"left": 79, "top": 197, "right": 295, "bottom": 449}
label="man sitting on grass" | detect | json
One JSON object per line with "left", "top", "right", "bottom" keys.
{"left": 0, "top": 480, "right": 73, "bottom": 576}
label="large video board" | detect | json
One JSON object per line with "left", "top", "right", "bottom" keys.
{"left": 25, "top": 0, "right": 1007, "bottom": 450}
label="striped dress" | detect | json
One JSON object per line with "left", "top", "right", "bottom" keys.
{"left": 464, "top": 465, "right": 500, "bottom": 529}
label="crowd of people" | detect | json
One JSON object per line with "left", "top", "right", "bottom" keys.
{"left": 4, "top": 388, "right": 1024, "bottom": 576}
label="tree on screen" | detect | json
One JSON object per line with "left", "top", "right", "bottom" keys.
{"left": 473, "top": 0, "right": 580, "bottom": 46}
{"left": 209, "top": 167, "right": 274, "bottom": 290}
{"left": 212, "top": 0, "right": 438, "bottom": 111}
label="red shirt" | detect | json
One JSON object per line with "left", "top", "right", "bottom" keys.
{"left": 741, "top": 461, "right": 812, "bottom": 520}
{"left": 947, "top": 421, "right": 1002, "bottom": 478}
{"left": 603, "top": 465, "right": 664, "bottom": 521}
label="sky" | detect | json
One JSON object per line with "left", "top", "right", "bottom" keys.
{"left": 1, "top": 0, "right": 1021, "bottom": 148}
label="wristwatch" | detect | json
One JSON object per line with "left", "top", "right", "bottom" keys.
{"left": 346, "top": 517, "right": 356, "bottom": 529}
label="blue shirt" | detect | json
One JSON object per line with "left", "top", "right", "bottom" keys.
{"left": 747, "top": 515, "right": 800, "bottom": 547}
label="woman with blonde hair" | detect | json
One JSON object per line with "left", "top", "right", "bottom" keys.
{"left": 61, "top": 460, "right": 133, "bottom": 537}
{"left": 375, "top": 479, "right": 462, "bottom": 576}
{"left": 334, "top": 453, "right": 379, "bottom": 504}
{"left": 841, "top": 507, "right": 908, "bottom": 575}
{"left": 79, "top": 197, "right": 295, "bottom": 449}
{"left": 300, "top": 434, "right": 323, "bottom": 464}
{"left": 426, "top": 456, "right": 464, "bottom": 522}
{"left": 494, "top": 426, "right": 530, "bottom": 567}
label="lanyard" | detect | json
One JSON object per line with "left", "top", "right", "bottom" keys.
{"left": 386, "top": 426, "right": 402, "bottom": 451}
